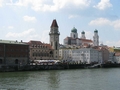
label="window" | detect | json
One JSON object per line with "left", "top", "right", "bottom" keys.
{"left": 0, "top": 59, "right": 2, "bottom": 64}
{"left": 15, "top": 59, "right": 18, "bottom": 64}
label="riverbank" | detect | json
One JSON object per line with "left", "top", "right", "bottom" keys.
{"left": 0, "top": 63, "right": 120, "bottom": 72}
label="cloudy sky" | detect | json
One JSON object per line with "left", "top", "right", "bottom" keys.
{"left": 0, "top": 0, "right": 120, "bottom": 47}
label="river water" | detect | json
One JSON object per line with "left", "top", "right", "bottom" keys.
{"left": 0, "top": 68, "right": 120, "bottom": 90}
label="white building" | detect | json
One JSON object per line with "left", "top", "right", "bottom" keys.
{"left": 59, "top": 48, "right": 72, "bottom": 62}
{"left": 109, "top": 52, "right": 114, "bottom": 63}
{"left": 114, "top": 53, "right": 120, "bottom": 63}
{"left": 72, "top": 48, "right": 102, "bottom": 64}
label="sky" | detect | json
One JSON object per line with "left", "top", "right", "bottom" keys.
{"left": 0, "top": 0, "right": 120, "bottom": 47}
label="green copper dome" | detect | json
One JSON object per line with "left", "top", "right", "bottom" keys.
{"left": 81, "top": 31, "right": 85, "bottom": 34}
{"left": 94, "top": 29, "right": 98, "bottom": 33}
{"left": 71, "top": 27, "right": 77, "bottom": 33}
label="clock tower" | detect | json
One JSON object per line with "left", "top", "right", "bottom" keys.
{"left": 49, "top": 19, "right": 60, "bottom": 59}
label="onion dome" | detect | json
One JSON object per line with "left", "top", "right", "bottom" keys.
{"left": 81, "top": 31, "right": 85, "bottom": 34}
{"left": 94, "top": 29, "right": 98, "bottom": 33}
{"left": 71, "top": 27, "right": 77, "bottom": 33}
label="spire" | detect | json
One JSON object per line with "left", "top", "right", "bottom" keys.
{"left": 51, "top": 19, "right": 58, "bottom": 28}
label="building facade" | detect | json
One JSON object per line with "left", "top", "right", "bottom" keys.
{"left": 72, "top": 48, "right": 102, "bottom": 64}
{"left": 27, "top": 40, "right": 54, "bottom": 60}
{"left": 0, "top": 40, "right": 29, "bottom": 66}
{"left": 114, "top": 53, "right": 120, "bottom": 63}
{"left": 64, "top": 27, "right": 93, "bottom": 46}
{"left": 59, "top": 48, "right": 72, "bottom": 62}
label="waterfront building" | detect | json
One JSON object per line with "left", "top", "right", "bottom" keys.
{"left": 59, "top": 48, "right": 73, "bottom": 62}
{"left": 0, "top": 40, "right": 29, "bottom": 66}
{"left": 100, "top": 47, "right": 110, "bottom": 63}
{"left": 93, "top": 46, "right": 110, "bottom": 64}
{"left": 49, "top": 19, "right": 60, "bottom": 59}
{"left": 27, "top": 40, "right": 54, "bottom": 60}
{"left": 109, "top": 52, "right": 115, "bottom": 63}
{"left": 114, "top": 53, "right": 120, "bottom": 63}
{"left": 27, "top": 19, "right": 60, "bottom": 61}
{"left": 72, "top": 48, "right": 102, "bottom": 64}
{"left": 63, "top": 27, "right": 96, "bottom": 47}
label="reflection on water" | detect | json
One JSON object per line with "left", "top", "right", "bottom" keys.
{"left": 0, "top": 68, "right": 120, "bottom": 90}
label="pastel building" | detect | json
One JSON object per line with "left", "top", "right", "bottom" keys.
{"left": 72, "top": 48, "right": 102, "bottom": 64}
{"left": 59, "top": 48, "right": 73, "bottom": 61}
{"left": 27, "top": 40, "right": 54, "bottom": 60}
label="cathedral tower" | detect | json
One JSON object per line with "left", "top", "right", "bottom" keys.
{"left": 49, "top": 19, "right": 60, "bottom": 59}
{"left": 70, "top": 27, "right": 78, "bottom": 39}
{"left": 81, "top": 31, "right": 86, "bottom": 39}
{"left": 93, "top": 29, "right": 99, "bottom": 46}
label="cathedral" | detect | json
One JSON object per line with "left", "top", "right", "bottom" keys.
{"left": 64, "top": 27, "right": 99, "bottom": 47}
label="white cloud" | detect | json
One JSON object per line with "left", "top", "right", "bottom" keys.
{"left": 5, "top": 28, "right": 36, "bottom": 38}
{"left": 68, "top": 15, "right": 80, "bottom": 19}
{"left": 112, "top": 20, "right": 120, "bottom": 30}
{"left": 85, "top": 31, "right": 93, "bottom": 39}
{"left": 8, "top": 26, "right": 14, "bottom": 29}
{"left": 105, "top": 41, "right": 120, "bottom": 47}
{"left": 89, "top": 18, "right": 120, "bottom": 30}
{"left": 8, "top": 0, "right": 91, "bottom": 12}
{"left": 89, "top": 18, "right": 111, "bottom": 26}
{"left": 93, "top": 0, "right": 112, "bottom": 10}
{"left": 0, "top": 0, "right": 3, "bottom": 7}
{"left": 5, "top": 28, "right": 49, "bottom": 43}
{"left": 23, "top": 15, "right": 36, "bottom": 22}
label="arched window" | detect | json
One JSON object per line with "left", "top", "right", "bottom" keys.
{"left": 50, "top": 51, "right": 53, "bottom": 55}
{"left": 74, "top": 34, "right": 75, "bottom": 38}
{"left": 15, "top": 59, "right": 18, "bottom": 64}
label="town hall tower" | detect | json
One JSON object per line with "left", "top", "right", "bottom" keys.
{"left": 49, "top": 19, "right": 60, "bottom": 59}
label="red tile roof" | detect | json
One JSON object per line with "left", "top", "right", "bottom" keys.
{"left": 44, "top": 44, "right": 53, "bottom": 49}
{"left": 27, "top": 40, "right": 43, "bottom": 45}
{"left": 51, "top": 19, "right": 58, "bottom": 28}
{"left": 80, "top": 39, "right": 93, "bottom": 42}
{"left": 115, "top": 53, "right": 120, "bottom": 56}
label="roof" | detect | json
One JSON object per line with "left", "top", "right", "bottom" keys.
{"left": 0, "top": 39, "right": 27, "bottom": 45}
{"left": 80, "top": 39, "right": 93, "bottom": 42}
{"left": 115, "top": 53, "right": 120, "bottom": 56}
{"left": 51, "top": 19, "right": 58, "bottom": 28}
{"left": 71, "top": 27, "right": 77, "bottom": 33}
{"left": 94, "top": 29, "right": 98, "bottom": 33}
{"left": 27, "top": 40, "right": 43, "bottom": 45}
{"left": 64, "top": 37, "right": 93, "bottom": 42}
{"left": 44, "top": 43, "right": 53, "bottom": 49}
{"left": 64, "top": 37, "right": 76, "bottom": 40}
{"left": 81, "top": 31, "right": 85, "bottom": 34}
{"left": 27, "top": 40, "right": 53, "bottom": 49}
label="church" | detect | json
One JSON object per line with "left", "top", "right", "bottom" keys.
{"left": 64, "top": 27, "right": 99, "bottom": 47}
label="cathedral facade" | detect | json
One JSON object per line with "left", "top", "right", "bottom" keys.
{"left": 64, "top": 27, "right": 99, "bottom": 47}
